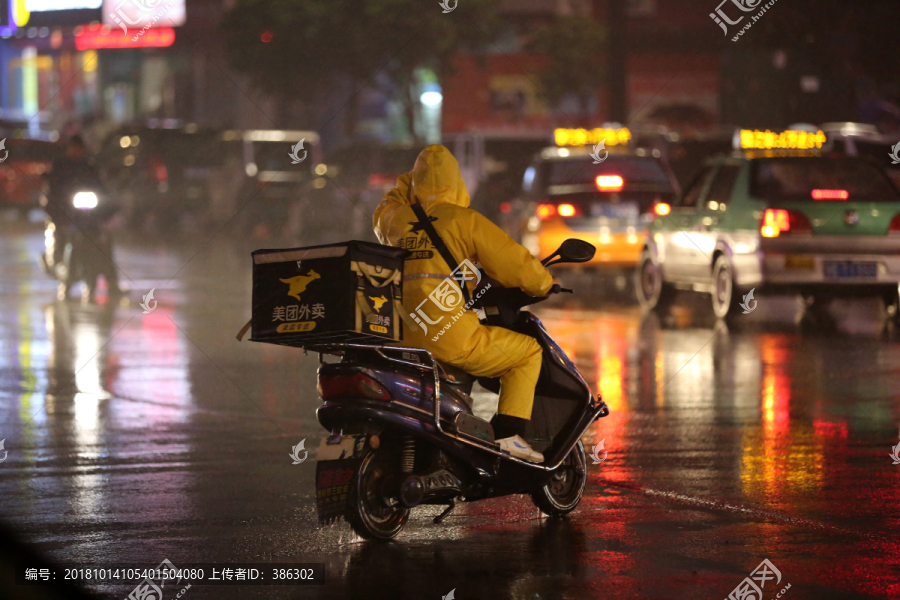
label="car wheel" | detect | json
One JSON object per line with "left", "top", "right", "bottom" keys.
{"left": 711, "top": 254, "right": 741, "bottom": 320}
{"left": 635, "top": 250, "right": 674, "bottom": 312}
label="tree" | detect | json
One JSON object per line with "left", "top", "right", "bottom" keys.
{"left": 221, "top": 0, "right": 501, "bottom": 140}
{"left": 527, "top": 16, "right": 608, "bottom": 122}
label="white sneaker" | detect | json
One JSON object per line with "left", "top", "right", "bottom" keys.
{"left": 497, "top": 435, "right": 544, "bottom": 463}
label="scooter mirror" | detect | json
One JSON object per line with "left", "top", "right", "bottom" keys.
{"left": 558, "top": 239, "right": 596, "bottom": 263}
{"left": 543, "top": 239, "right": 596, "bottom": 266}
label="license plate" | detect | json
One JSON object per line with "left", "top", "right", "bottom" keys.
{"left": 822, "top": 261, "right": 878, "bottom": 279}
{"left": 590, "top": 202, "right": 639, "bottom": 220}
{"left": 784, "top": 255, "right": 815, "bottom": 270}
{"left": 317, "top": 434, "right": 367, "bottom": 461}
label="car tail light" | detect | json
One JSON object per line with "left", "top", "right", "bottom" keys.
{"left": 595, "top": 175, "right": 624, "bottom": 192}
{"left": 811, "top": 189, "right": 849, "bottom": 200}
{"left": 653, "top": 202, "right": 671, "bottom": 216}
{"left": 317, "top": 372, "right": 391, "bottom": 401}
{"left": 760, "top": 208, "right": 812, "bottom": 237}
{"left": 500, "top": 201, "right": 511, "bottom": 213}
{"left": 888, "top": 214, "right": 900, "bottom": 233}
{"left": 557, "top": 203, "right": 581, "bottom": 217}
{"left": 536, "top": 203, "right": 557, "bottom": 220}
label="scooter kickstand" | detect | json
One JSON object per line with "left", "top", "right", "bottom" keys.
{"left": 433, "top": 499, "right": 456, "bottom": 524}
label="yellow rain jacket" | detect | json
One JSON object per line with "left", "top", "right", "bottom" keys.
{"left": 373, "top": 145, "right": 552, "bottom": 420}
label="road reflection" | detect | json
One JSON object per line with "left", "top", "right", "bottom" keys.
{"left": 537, "top": 300, "right": 900, "bottom": 520}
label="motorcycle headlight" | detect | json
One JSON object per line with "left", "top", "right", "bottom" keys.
{"left": 72, "top": 191, "right": 99, "bottom": 209}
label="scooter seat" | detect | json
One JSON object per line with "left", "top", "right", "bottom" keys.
{"left": 436, "top": 360, "right": 476, "bottom": 385}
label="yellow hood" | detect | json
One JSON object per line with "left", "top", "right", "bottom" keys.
{"left": 373, "top": 144, "right": 470, "bottom": 244}
{"left": 410, "top": 144, "right": 470, "bottom": 210}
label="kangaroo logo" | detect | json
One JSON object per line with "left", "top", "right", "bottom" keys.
{"left": 590, "top": 439, "right": 607, "bottom": 465}
{"left": 739, "top": 287, "right": 757, "bottom": 314}
{"left": 438, "top": 0, "right": 457, "bottom": 13}
{"left": 589, "top": 139, "right": 608, "bottom": 164}
{"left": 889, "top": 142, "right": 900, "bottom": 165}
{"left": 280, "top": 270, "right": 321, "bottom": 301}
{"left": 289, "top": 439, "right": 308, "bottom": 464}
{"left": 140, "top": 288, "right": 157, "bottom": 314}
{"left": 369, "top": 295, "right": 388, "bottom": 312}
{"left": 0, "top": 439, "right": 6, "bottom": 463}
{"left": 288, "top": 139, "right": 307, "bottom": 164}
{"left": 890, "top": 443, "right": 900, "bottom": 465}
{"left": 0, "top": 139, "right": 7, "bottom": 163}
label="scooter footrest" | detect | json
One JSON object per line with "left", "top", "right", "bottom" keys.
{"left": 454, "top": 413, "right": 497, "bottom": 446}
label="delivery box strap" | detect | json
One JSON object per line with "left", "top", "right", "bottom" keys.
{"left": 410, "top": 202, "right": 472, "bottom": 306}
{"left": 351, "top": 261, "right": 402, "bottom": 288}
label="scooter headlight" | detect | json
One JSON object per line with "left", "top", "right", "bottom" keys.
{"left": 72, "top": 191, "right": 98, "bottom": 209}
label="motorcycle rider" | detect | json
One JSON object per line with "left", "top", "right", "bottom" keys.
{"left": 374, "top": 145, "right": 553, "bottom": 463}
{"left": 45, "top": 135, "right": 121, "bottom": 298}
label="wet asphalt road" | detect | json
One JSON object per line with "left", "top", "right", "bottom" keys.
{"left": 0, "top": 218, "right": 899, "bottom": 600}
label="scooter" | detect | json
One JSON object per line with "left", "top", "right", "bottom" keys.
{"left": 41, "top": 188, "right": 120, "bottom": 300}
{"left": 313, "top": 239, "right": 609, "bottom": 540}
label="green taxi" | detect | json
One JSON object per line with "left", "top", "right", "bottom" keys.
{"left": 636, "top": 128, "right": 900, "bottom": 320}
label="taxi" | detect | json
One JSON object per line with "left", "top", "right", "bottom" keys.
{"left": 512, "top": 126, "right": 679, "bottom": 271}
{"left": 636, "top": 127, "right": 900, "bottom": 319}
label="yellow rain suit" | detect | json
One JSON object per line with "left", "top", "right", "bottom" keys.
{"left": 373, "top": 145, "right": 553, "bottom": 420}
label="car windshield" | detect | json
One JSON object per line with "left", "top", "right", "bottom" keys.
{"left": 546, "top": 156, "right": 674, "bottom": 190}
{"left": 750, "top": 157, "right": 900, "bottom": 201}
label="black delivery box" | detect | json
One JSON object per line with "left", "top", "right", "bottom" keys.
{"left": 250, "top": 241, "right": 408, "bottom": 349}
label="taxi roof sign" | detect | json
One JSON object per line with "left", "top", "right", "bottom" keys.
{"left": 736, "top": 128, "right": 826, "bottom": 151}
{"left": 555, "top": 127, "right": 631, "bottom": 147}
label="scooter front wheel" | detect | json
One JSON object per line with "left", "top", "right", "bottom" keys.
{"left": 346, "top": 448, "right": 409, "bottom": 541}
{"left": 531, "top": 440, "right": 587, "bottom": 517}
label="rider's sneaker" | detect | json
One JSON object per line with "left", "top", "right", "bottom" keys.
{"left": 497, "top": 435, "right": 544, "bottom": 463}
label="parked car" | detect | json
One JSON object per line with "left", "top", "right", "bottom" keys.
{"left": 232, "top": 129, "right": 322, "bottom": 242}
{"left": 97, "top": 125, "right": 233, "bottom": 231}
{"left": 637, "top": 127, "right": 900, "bottom": 322}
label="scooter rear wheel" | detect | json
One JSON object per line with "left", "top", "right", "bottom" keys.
{"left": 346, "top": 449, "right": 409, "bottom": 541}
{"left": 531, "top": 440, "right": 587, "bottom": 517}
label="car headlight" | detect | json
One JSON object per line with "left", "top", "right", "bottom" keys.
{"left": 73, "top": 191, "right": 98, "bottom": 209}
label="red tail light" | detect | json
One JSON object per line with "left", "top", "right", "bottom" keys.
{"left": 889, "top": 213, "right": 900, "bottom": 233}
{"left": 653, "top": 202, "right": 671, "bottom": 217}
{"left": 811, "top": 189, "right": 849, "bottom": 200}
{"left": 317, "top": 372, "right": 391, "bottom": 401}
{"left": 595, "top": 175, "right": 624, "bottom": 192}
{"left": 536, "top": 203, "right": 557, "bottom": 220}
{"left": 760, "top": 208, "right": 812, "bottom": 237}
